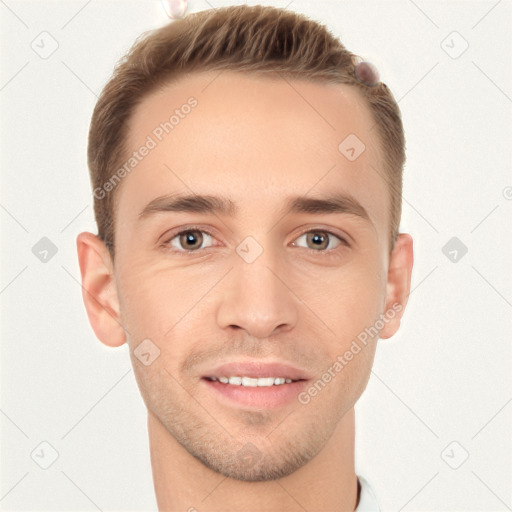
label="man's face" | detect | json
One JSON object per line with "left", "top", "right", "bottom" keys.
{"left": 113, "top": 71, "right": 392, "bottom": 480}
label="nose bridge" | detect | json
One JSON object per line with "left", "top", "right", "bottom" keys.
{"left": 216, "top": 238, "right": 299, "bottom": 338}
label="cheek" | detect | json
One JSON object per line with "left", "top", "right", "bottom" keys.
{"left": 299, "top": 257, "right": 386, "bottom": 342}
{"left": 128, "top": 349, "right": 181, "bottom": 421}
{"left": 115, "top": 258, "right": 177, "bottom": 340}
{"left": 116, "top": 257, "right": 219, "bottom": 359}
{"left": 300, "top": 334, "right": 376, "bottom": 418}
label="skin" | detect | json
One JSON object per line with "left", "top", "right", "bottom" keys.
{"left": 77, "top": 70, "right": 413, "bottom": 511}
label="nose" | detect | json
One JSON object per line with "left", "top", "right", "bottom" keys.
{"left": 216, "top": 247, "right": 299, "bottom": 339}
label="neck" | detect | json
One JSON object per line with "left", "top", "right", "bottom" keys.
{"left": 148, "top": 407, "right": 359, "bottom": 511}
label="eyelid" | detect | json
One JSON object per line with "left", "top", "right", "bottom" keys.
{"left": 161, "top": 225, "right": 351, "bottom": 255}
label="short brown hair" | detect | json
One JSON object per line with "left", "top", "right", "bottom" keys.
{"left": 87, "top": 4, "right": 405, "bottom": 259}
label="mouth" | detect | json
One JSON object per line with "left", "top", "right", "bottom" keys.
{"left": 200, "top": 361, "right": 310, "bottom": 408}
{"left": 203, "top": 376, "right": 299, "bottom": 386}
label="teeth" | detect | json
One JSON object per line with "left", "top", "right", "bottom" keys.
{"left": 210, "top": 376, "right": 295, "bottom": 387}
{"left": 241, "top": 376, "right": 258, "bottom": 386}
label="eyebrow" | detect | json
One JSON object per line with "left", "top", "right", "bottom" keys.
{"left": 138, "top": 192, "right": 370, "bottom": 222}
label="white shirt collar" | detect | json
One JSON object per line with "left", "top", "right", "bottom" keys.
{"left": 355, "top": 475, "right": 380, "bottom": 511}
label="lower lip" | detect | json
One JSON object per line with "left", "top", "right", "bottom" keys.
{"left": 202, "top": 378, "right": 308, "bottom": 409}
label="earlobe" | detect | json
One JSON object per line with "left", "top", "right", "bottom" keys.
{"left": 379, "top": 233, "right": 414, "bottom": 339}
{"left": 76, "top": 232, "right": 126, "bottom": 347}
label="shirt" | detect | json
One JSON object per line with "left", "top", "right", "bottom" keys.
{"left": 355, "top": 475, "right": 380, "bottom": 511}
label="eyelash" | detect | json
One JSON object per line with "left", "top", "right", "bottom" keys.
{"left": 161, "top": 225, "right": 350, "bottom": 256}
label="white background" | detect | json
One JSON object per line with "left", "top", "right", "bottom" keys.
{"left": 1, "top": 0, "right": 511, "bottom": 510}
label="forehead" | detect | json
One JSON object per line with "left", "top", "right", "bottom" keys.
{"left": 118, "top": 70, "right": 388, "bottom": 237}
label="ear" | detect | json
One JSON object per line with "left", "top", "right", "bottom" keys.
{"left": 76, "top": 232, "right": 126, "bottom": 347}
{"left": 379, "top": 233, "right": 414, "bottom": 339}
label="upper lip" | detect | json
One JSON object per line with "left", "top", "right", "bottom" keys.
{"left": 202, "top": 361, "right": 311, "bottom": 381}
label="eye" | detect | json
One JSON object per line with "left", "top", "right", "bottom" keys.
{"left": 292, "top": 230, "right": 345, "bottom": 251}
{"left": 166, "top": 229, "right": 215, "bottom": 252}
